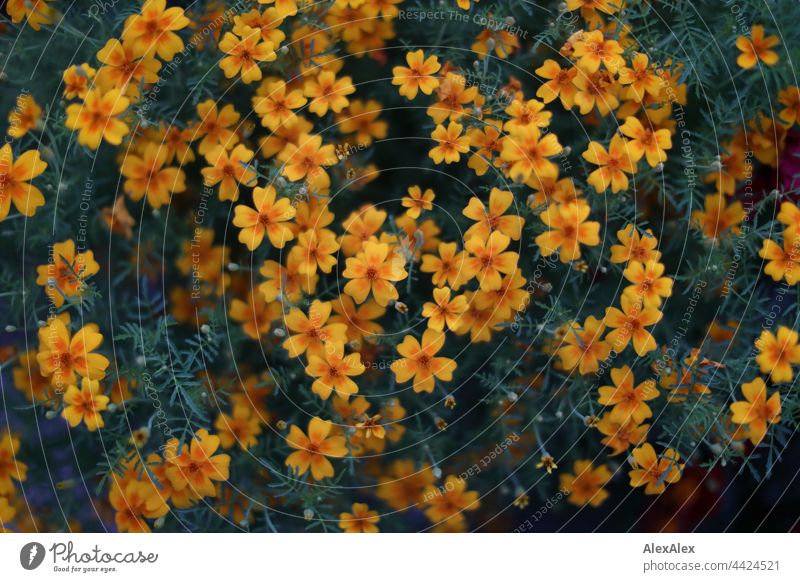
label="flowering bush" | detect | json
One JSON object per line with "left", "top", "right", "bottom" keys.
{"left": 1, "top": 0, "right": 800, "bottom": 533}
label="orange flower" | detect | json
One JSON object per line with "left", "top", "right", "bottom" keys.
{"left": 736, "top": 25, "right": 779, "bottom": 69}
{"left": 556, "top": 315, "right": 611, "bottom": 375}
{"left": 422, "top": 287, "right": 467, "bottom": 332}
{"left": 377, "top": 459, "right": 435, "bottom": 510}
{"left": 392, "top": 49, "right": 441, "bottom": 99}
{"left": 691, "top": 194, "right": 745, "bottom": 239}
{"left": 35, "top": 240, "right": 100, "bottom": 308}
{"left": 164, "top": 429, "right": 230, "bottom": 498}
{"left": 535, "top": 59, "right": 578, "bottom": 109}
{"left": 121, "top": 0, "right": 190, "bottom": 61}
{"left": 429, "top": 122, "right": 470, "bottom": 165}
{"left": 5, "top": 0, "right": 56, "bottom": 30}
{"left": 7, "top": 94, "right": 41, "bottom": 139}
{"left": 596, "top": 412, "right": 649, "bottom": 456}
{"left": 421, "top": 242, "right": 472, "bottom": 289}
{"left": 233, "top": 185, "right": 296, "bottom": 250}
{"left": 391, "top": 329, "right": 456, "bottom": 393}
{"left": 628, "top": 443, "right": 683, "bottom": 495}
{"left": 619, "top": 116, "right": 672, "bottom": 168}
{"left": 292, "top": 228, "right": 340, "bottom": 275}
{"left": 603, "top": 295, "right": 662, "bottom": 356}
{"left": 610, "top": 225, "right": 661, "bottom": 264}
{"left": 422, "top": 475, "right": 480, "bottom": 523}
{"left": 622, "top": 261, "right": 673, "bottom": 307}
{"left": 285, "top": 417, "right": 348, "bottom": 480}
{"left": 258, "top": 254, "right": 317, "bottom": 304}
{"left": 777, "top": 86, "right": 800, "bottom": 127}
{"left": 62, "top": 64, "right": 97, "bottom": 100}
{"left": 759, "top": 235, "right": 800, "bottom": 285}
{"left": 0, "top": 434, "right": 27, "bottom": 495}
{"left": 572, "top": 30, "right": 625, "bottom": 73}
{"left": 500, "top": 125, "right": 562, "bottom": 182}
{"left": 342, "top": 241, "right": 408, "bottom": 306}
{"left": 755, "top": 326, "right": 800, "bottom": 383}
{"left": 201, "top": 144, "right": 257, "bottom": 202}
{"left": 0, "top": 144, "right": 47, "bottom": 221}
{"left": 214, "top": 404, "right": 263, "bottom": 451}
{"left": 467, "top": 120, "right": 504, "bottom": 175}
{"left": 462, "top": 187, "right": 524, "bottom": 242}
{"left": 282, "top": 300, "right": 348, "bottom": 360}
{"left": 402, "top": 185, "right": 435, "bottom": 219}
{"left": 304, "top": 71, "right": 355, "bottom": 116}
{"left": 598, "top": 366, "right": 660, "bottom": 423}
{"left": 465, "top": 230, "right": 519, "bottom": 291}
{"left": 503, "top": 98, "right": 551, "bottom": 134}
{"left": 730, "top": 377, "right": 781, "bottom": 445}
{"left": 534, "top": 199, "right": 600, "bottom": 263}
{"left": 62, "top": 378, "right": 109, "bottom": 432}
{"left": 305, "top": 342, "right": 366, "bottom": 400}
{"left": 427, "top": 73, "right": 478, "bottom": 123}
{"left": 583, "top": 134, "right": 640, "bottom": 193}
{"left": 65, "top": 87, "right": 130, "bottom": 150}
{"left": 109, "top": 480, "right": 168, "bottom": 533}
{"left": 218, "top": 26, "right": 276, "bottom": 84}
{"left": 37, "top": 318, "right": 110, "bottom": 386}
{"left": 121, "top": 143, "right": 186, "bottom": 208}
{"left": 194, "top": 100, "right": 240, "bottom": 155}
{"left": 618, "top": 53, "right": 662, "bottom": 102}
{"left": 339, "top": 502, "right": 380, "bottom": 533}
{"left": 95, "top": 38, "right": 161, "bottom": 93}
{"left": 573, "top": 68, "right": 619, "bottom": 116}
{"left": 340, "top": 206, "right": 387, "bottom": 256}
{"left": 330, "top": 294, "right": 385, "bottom": 344}
{"left": 228, "top": 290, "right": 281, "bottom": 340}
{"left": 278, "top": 133, "right": 336, "bottom": 192}
{"left": 253, "top": 79, "right": 307, "bottom": 131}
{"left": 337, "top": 100, "right": 388, "bottom": 146}
{"left": 559, "top": 460, "right": 612, "bottom": 507}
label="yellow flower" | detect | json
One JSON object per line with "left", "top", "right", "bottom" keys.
{"left": 429, "top": 122, "right": 470, "bottom": 164}
{"left": 340, "top": 206, "right": 387, "bottom": 256}
{"left": 121, "top": 143, "right": 186, "bottom": 208}
{"left": 62, "top": 378, "right": 109, "bottom": 432}
{"left": 401, "top": 185, "right": 435, "bottom": 219}
{"left": 282, "top": 300, "right": 348, "bottom": 360}
{"left": 377, "top": 459, "right": 434, "bottom": 510}
{"left": 777, "top": 86, "right": 800, "bottom": 127}
{"left": 342, "top": 241, "right": 408, "bottom": 306}
{"left": 759, "top": 235, "right": 800, "bottom": 285}
{"left": 7, "top": 94, "right": 41, "bottom": 139}
{"left": 618, "top": 53, "right": 662, "bottom": 103}
{"left": 215, "top": 404, "right": 263, "bottom": 451}
{"left": 427, "top": 73, "right": 478, "bottom": 123}
{"left": 755, "top": 326, "right": 800, "bottom": 383}
{"left": 278, "top": 133, "right": 336, "bottom": 192}
{"left": 285, "top": 417, "right": 348, "bottom": 481}
{"left": 534, "top": 199, "right": 600, "bottom": 263}
{"left": 392, "top": 49, "right": 441, "bottom": 99}
{"left": 35, "top": 239, "right": 99, "bottom": 308}
{"left": 596, "top": 412, "right": 649, "bottom": 456}
{"left": 730, "top": 378, "right": 781, "bottom": 445}
{"left": 462, "top": 187, "right": 524, "bottom": 242}
{"left": 391, "top": 329, "right": 456, "bottom": 393}
{"left": 503, "top": 98, "right": 551, "bottom": 134}
{"left": 422, "top": 287, "right": 467, "bottom": 332}
{"left": 0, "top": 144, "right": 47, "bottom": 221}
{"left": 37, "top": 318, "right": 110, "bottom": 386}
{"left": 228, "top": 290, "right": 281, "bottom": 340}
{"left": 259, "top": 0, "right": 298, "bottom": 18}
{"left": 583, "top": 134, "right": 640, "bottom": 193}
{"left": 559, "top": 460, "right": 612, "bottom": 507}
{"left": 628, "top": 443, "right": 683, "bottom": 495}
{"left": 691, "top": 194, "right": 745, "bottom": 239}
{"left": 121, "top": 0, "right": 190, "bottom": 61}
{"left": 233, "top": 185, "right": 296, "bottom": 250}
{"left": 5, "top": 0, "right": 56, "bottom": 30}
{"left": 65, "top": 87, "right": 130, "bottom": 150}
{"left": 736, "top": 25, "right": 779, "bottom": 69}
{"left": 95, "top": 38, "right": 161, "bottom": 94}
{"left": 598, "top": 366, "right": 659, "bottom": 423}
{"left": 218, "top": 26, "right": 276, "bottom": 84}
{"left": 465, "top": 230, "right": 519, "bottom": 291}
{"left": 339, "top": 502, "right": 380, "bottom": 533}
{"left": 534, "top": 59, "right": 578, "bottom": 109}
{"left": 572, "top": 30, "right": 625, "bottom": 73}
{"left": 258, "top": 254, "right": 317, "bottom": 304}
{"left": 305, "top": 342, "right": 365, "bottom": 400}
{"left": 304, "top": 71, "right": 355, "bottom": 116}
{"left": 573, "top": 68, "right": 620, "bottom": 116}
{"left": 164, "top": 429, "right": 231, "bottom": 498}
{"left": 0, "top": 434, "right": 27, "bottom": 496}
{"left": 337, "top": 99, "right": 388, "bottom": 146}
{"left": 201, "top": 144, "right": 257, "bottom": 202}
